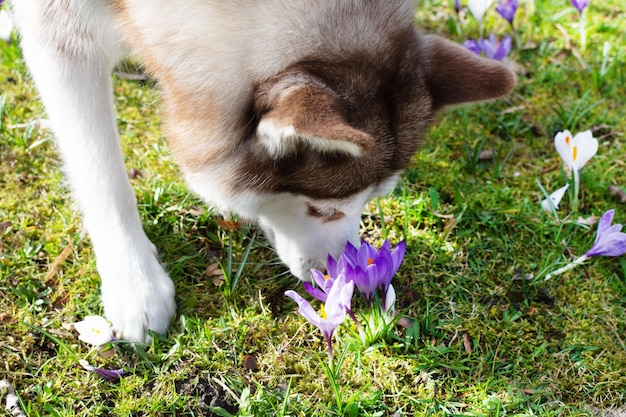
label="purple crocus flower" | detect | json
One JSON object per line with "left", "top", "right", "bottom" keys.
{"left": 303, "top": 268, "right": 335, "bottom": 302}
{"left": 79, "top": 360, "right": 126, "bottom": 382}
{"left": 545, "top": 209, "right": 626, "bottom": 280}
{"left": 584, "top": 210, "right": 626, "bottom": 257}
{"left": 285, "top": 273, "right": 355, "bottom": 359}
{"left": 464, "top": 39, "right": 482, "bottom": 55}
{"left": 571, "top": 0, "right": 589, "bottom": 14}
{"left": 341, "top": 239, "right": 405, "bottom": 307}
{"left": 495, "top": 0, "right": 518, "bottom": 25}
{"left": 454, "top": 0, "right": 461, "bottom": 14}
{"left": 477, "top": 34, "right": 512, "bottom": 61}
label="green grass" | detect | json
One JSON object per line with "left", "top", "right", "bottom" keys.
{"left": 1, "top": 1, "right": 626, "bottom": 415}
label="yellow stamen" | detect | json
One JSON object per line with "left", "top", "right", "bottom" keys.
{"left": 324, "top": 274, "right": 330, "bottom": 281}
{"left": 91, "top": 328, "right": 101, "bottom": 334}
{"left": 320, "top": 304, "right": 327, "bottom": 320}
{"left": 367, "top": 258, "right": 374, "bottom": 265}
{"left": 573, "top": 146, "right": 578, "bottom": 161}
{"left": 565, "top": 135, "right": 571, "bottom": 146}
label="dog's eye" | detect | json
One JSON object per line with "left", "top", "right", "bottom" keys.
{"left": 306, "top": 203, "right": 345, "bottom": 222}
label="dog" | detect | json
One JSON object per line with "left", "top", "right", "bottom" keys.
{"left": 12, "top": 0, "right": 515, "bottom": 342}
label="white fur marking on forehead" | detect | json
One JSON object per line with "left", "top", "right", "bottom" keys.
{"left": 257, "top": 119, "right": 362, "bottom": 158}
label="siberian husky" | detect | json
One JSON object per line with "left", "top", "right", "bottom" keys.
{"left": 12, "top": 0, "right": 515, "bottom": 341}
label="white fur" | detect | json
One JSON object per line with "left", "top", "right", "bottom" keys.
{"left": 257, "top": 189, "right": 373, "bottom": 279}
{"left": 12, "top": 0, "right": 175, "bottom": 341}
{"left": 186, "top": 170, "right": 402, "bottom": 280}
{"left": 257, "top": 119, "right": 362, "bottom": 158}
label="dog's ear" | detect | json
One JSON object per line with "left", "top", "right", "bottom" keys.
{"left": 422, "top": 35, "right": 516, "bottom": 110}
{"left": 255, "top": 75, "right": 374, "bottom": 158}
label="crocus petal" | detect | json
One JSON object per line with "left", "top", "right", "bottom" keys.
{"left": 383, "top": 284, "right": 396, "bottom": 314}
{"left": 326, "top": 254, "right": 339, "bottom": 278}
{"left": 586, "top": 234, "right": 626, "bottom": 257}
{"left": 541, "top": 183, "right": 570, "bottom": 212}
{"left": 79, "top": 360, "right": 125, "bottom": 382}
{"left": 468, "top": 0, "right": 493, "bottom": 23}
{"left": 584, "top": 209, "right": 626, "bottom": 257}
{"left": 590, "top": 209, "right": 615, "bottom": 248}
{"left": 285, "top": 290, "right": 334, "bottom": 339}
{"left": 343, "top": 240, "right": 359, "bottom": 264}
{"left": 92, "top": 367, "right": 126, "bottom": 382}
{"left": 373, "top": 246, "right": 394, "bottom": 289}
{"left": 0, "top": 9, "right": 14, "bottom": 42}
{"left": 355, "top": 265, "right": 379, "bottom": 301}
{"left": 570, "top": 130, "right": 598, "bottom": 171}
{"left": 495, "top": 0, "right": 518, "bottom": 24}
{"left": 310, "top": 269, "right": 326, "bottom": 288}
{"left": 310, "top": 268, "right": 334, "bottom": 295}
{"left": 303, "top": 282, "right": 328, "bottom": 302}
{"left": 554, "top": 130, "right": 576, "bottom": 170}
{"left": 478, "top": 34, "right": 511, "bottom": 61}
{"left": 390, "top": 241, "right": 406, "bottom": 275}
{"left": 495, "top": 36, "right": 512, "bottom": 60}
{"left": 571, "top": 0, "right": 589, "bottom": 13}
{"left": 356, "top": 240, "right": 377, "bottom": 268}
{"left": 72, "top": 315, "right": 115, "bottom": 346}
{"left": 324, "top": 274, "right": 355, "bottom": 322}
{"left": 464, "top": 40, "right": 481, "bottom": 55}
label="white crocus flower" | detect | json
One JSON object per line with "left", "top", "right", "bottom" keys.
{"left": 468, "top": 0, "right": 493, "bottom": 24}
{"left": 72, "top": 315, "right": 115, "bottom": 346}
{"left": 554, "top": 130, "right": 598, "bottom": 172}
{"left": 541, "top": 183, "right": 569, "bottom": 213}
{"left": 554, "top": 129, "right": 598, "bottom": 210}
{"left": 0, "top": 9, "right": 14, "bottom": 42}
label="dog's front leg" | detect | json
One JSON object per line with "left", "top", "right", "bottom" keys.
{"left": 13, "top": 1, "right": 176, "bottom": 342}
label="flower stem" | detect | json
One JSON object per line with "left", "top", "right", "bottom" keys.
{"left": 579, "top": 11, "right": 587, "bottom": 53}
{"left": 572, "top": 169, "right": 581, "bottom": 211}
{"left": 511, "top": 23, "right": 522, "bottom": 50}
{"left": 544, "top": 255, "right": 588, "bottom": 281}
{"left": 326, "top": 336, "right": 333, "bottom": 361}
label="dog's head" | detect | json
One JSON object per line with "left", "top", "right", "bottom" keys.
{"left": 175, "top": 22, "right": 515, "bottom": 279}
{"left": 225, "top": 31, "right": 515, "bottom": 279}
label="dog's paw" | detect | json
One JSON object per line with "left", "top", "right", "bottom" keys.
{"left": 99, "top": 243, "right": 176, "bottom": 343}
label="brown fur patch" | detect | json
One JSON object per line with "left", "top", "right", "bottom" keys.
{"left": 255, "top": 72, "right": 374, "bottom": 154}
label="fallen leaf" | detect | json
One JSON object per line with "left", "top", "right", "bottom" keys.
{"left": 243, "top": 354, "right": 259, "bottom": 371}
{"left": 205, "top": 263, "right": 225, "bottom": 286}
{"left": 45, "top": 243, "right": 74, "bottom": 283}
{"left": 0, "top": 221, "right": 11, "bottom": 234}
{"left": 187, "top": 206, "right": 205, "bottom": 217}
{"left": 128, "top": 167, "right": 143, "bottom": 179}
{"left": 216, "top": 220, "right": 241, "bottom": 230}
{"left": 478, "top": 149, "right": 493, "bottom": 160}
{"left": 575, "top": 216, "right": 598, "bottom": 227}
{"left": 205, "top": 263, "right": 224, "bottom": 276}
{"left": 98, "top": 347, "right": 117, "bottom": 359}
{"left": 443, "top": 215, "right": 458, "bottom": 236}
{"left": 396, "top": 316, "right": 414, "bottom": 328}
{"left": 462, "top": 333, "right": 472, "bottom": 354}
